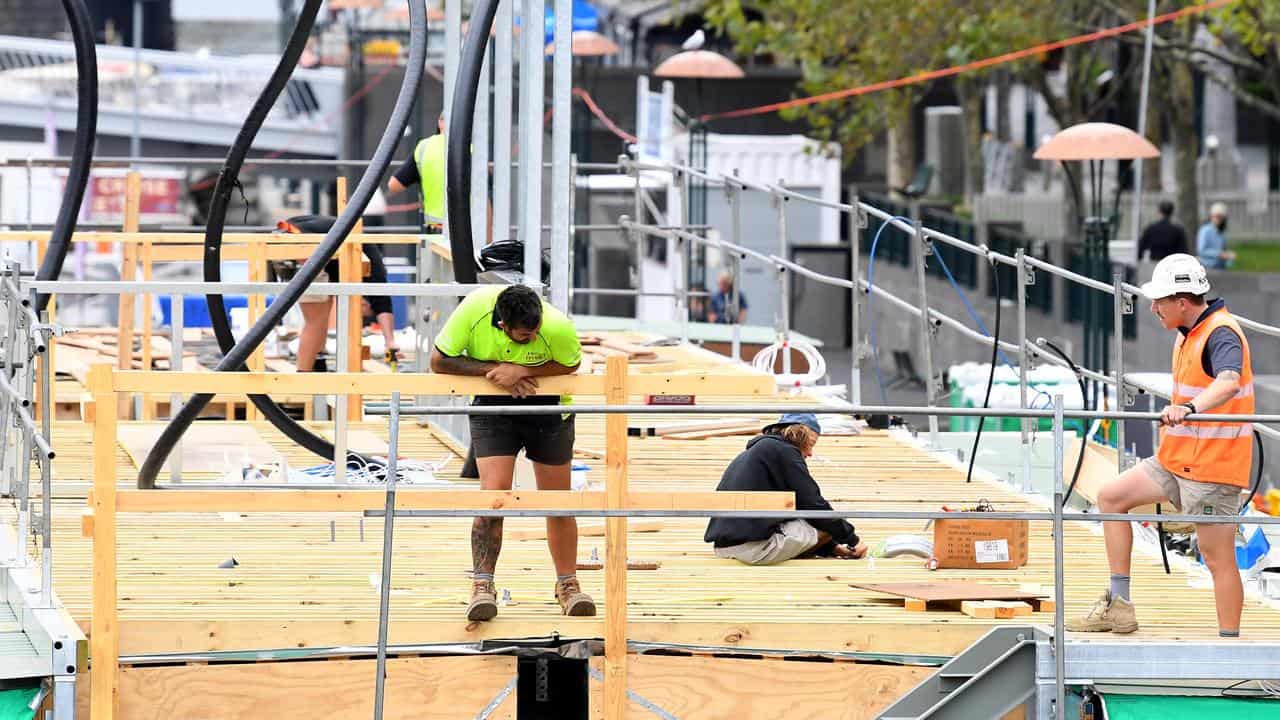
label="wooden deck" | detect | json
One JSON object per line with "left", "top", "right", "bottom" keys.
{"left": 29, "top": 413, "right": 1280, "bottom": 660}
{"left": 20, "top": 336, "right": 1280, "bottom": 718}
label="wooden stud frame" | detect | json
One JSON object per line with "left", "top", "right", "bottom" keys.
{"left": 85, "top": 359, "right": 793, "bottom": 719}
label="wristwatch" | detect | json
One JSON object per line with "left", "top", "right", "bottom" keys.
{"left": 1181, "top": 401, "right": 1197, "bottom": 414}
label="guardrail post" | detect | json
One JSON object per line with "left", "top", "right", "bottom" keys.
{"left": 775, "top": 182, "right": 792, "bottom": 376}
{"left": 676, "top": 169, "right": 690, "bottom": 343}
{"left": 728, "top": 171, "right": 743, "bottom": 361}
{"left": 604, "top": 355, "right": 629, "bottom": 719}
{"left": 913, "top": 217, "right": 940, "bottom": 446}
{"left": 1113, "top": 273, "right": 1130, "bottom": 471}
{"left": 89, "top": 364, "right": 119, "bottom": 720}
{"left": 1052, "top": 393, "right": 1066, "bottom": 719}
{"left": 630, "top": 157, "right": 644, "bottom": 323}
{"left": 38, "top": 308, "right": 52, "bottom": 608}
{"left": 1017, "top": 249, "right": 1033, "bottom": 493}
{"left": 849, "top": 192, "right": 866, "bottom": 405}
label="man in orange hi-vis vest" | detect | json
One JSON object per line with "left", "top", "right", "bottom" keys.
{"left": 1068, "top": 254, "right": 1252, "bottom": 637}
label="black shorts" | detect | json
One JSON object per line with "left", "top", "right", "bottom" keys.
{"left": 470, "top": 413, "right": 575, "bottom": 465}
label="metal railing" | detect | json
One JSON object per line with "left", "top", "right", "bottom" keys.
{"left": 0, "top": 263, "right": 56, "bottom": 608}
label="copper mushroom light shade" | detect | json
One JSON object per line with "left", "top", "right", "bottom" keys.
{"left": 653, "top": 50, "right": 744, "bottom": 79}
{"left": 1033, "top": 122, "right": 1160, "bottom": 161}
{"left": 545, "top": 30, "right": 619, "bottom": 57}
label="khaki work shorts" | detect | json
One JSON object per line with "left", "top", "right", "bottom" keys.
{"left": 714, "top": 519, "right": 821, "bottom": 566}
{"left": 1141, "top": 456, "right": 1243, "bottom": 518}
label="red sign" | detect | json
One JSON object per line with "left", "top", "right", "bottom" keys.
{"left": 84, "top": 173, "right": 184, "bottom": 224}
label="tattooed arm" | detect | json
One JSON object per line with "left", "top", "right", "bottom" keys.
{"left": 430, "top": 347, "right": 498, "bottom": 376}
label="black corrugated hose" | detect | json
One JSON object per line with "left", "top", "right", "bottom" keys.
{"left": 137, "top": 0, "right": 429, "bottom": 488}
{"left": 444, "top": 0, "right": 500, "bottom": 284}
{"left": 196, "top": 0, "right": 336, "bottom": 468}
{"left": 36, "top": 0, "right": 98, "bottom": 313}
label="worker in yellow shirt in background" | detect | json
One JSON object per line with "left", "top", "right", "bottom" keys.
{"left": 387, "top": 113, "right": 492, "bottom": 243}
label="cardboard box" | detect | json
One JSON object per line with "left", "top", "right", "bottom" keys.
{"left": 933, "top": 518, "right": 1028, "bottom": 570}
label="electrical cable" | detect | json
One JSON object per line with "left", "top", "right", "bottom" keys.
{"left": 1243, "top": 429, "right": 1264, "bottom": 514}
{"left": 964, "top": 255, "right": 1000, "bottom": 484}
{"left": 199, "top": 0, "right": 339, "bottom": 467}
{"left": 138, "top": 0, "right": 428, "bottom": 489}
{"left": 865, "top": 216, "right": 910, "bottom": 405}
{"left": 35, "top": 0, "right": 97, "bottom": 313}
{"left": 444, "top": 0, "right": 500, "bottom": 283}
{"left": 1038, "top": 339, "right": 1090, "bottom": 506}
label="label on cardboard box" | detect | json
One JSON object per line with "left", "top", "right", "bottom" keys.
{"left": 974, "top": 539, "right": 1010, "bottom": 564}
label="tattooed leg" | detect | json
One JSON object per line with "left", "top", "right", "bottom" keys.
{"left": 472, "top": 517, "right": 504, "bottom": 574}
{"left": 473, "top": 455, "right": 516, "bottom": 574}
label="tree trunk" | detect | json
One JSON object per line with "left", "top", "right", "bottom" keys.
{"left": 1167, "top": 58, "right": 1199, "bottom": 238}
{"left": 958, "top": 76, "right": 986, "bottom": 205}
{"left": 887, "top": 100, "right": 918, "bottom": 196}
{"left": 996, "top": 71, "right": 1012, "bottom": 142}
{"left": 1140, "top": 65, "right": 1165, "bottom": 193}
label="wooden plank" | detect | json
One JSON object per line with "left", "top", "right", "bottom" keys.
{"left": 577, "top": 560, "right": 659, "bottom": 571}
{"left": 113, "top": 619, "right": 991, "bottom": 658}
{"left": 588, "top": 655, "right": 932, "bottom": 720}
{"left": 89, "top": 365, "right": 119, "bottom": 719}
{"left": 115, "top": 423, "right": 281, "bottom": 472}
{"left": 0, "top": 230, "right": 420, "bottom": 245}
{"left": 604, "top": 355, "right": 628, "bottom": 720}
{"left": 116, "top": 172, "right": 141, "bottom": 421}
{"left": 140, "top": 238, "right": 154, "bottom": 420}
{"left": 336, "top": 176, "right": 364, "bottom": 423}
{"left": 107, "top": 369, "right": 775, "bottom": 398}
{"left": 960, "top": 601, "right": 1032, "bottom": 619}
{"left": 112, "top": 490, "right": 792, "bottom": 514}
{"left": 113, "top": 656, "right": 516, "bottom": 720}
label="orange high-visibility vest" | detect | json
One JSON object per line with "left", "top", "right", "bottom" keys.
{"left": 1157, "top": 307, "right": 1254, "bottom": 488}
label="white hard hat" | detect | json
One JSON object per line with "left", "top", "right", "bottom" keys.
{"left": 1210, "top": 201, "right": 1228, "bottom": 217}
{"left": 1140, "top": 253, "right": 1211, "bottom": 300}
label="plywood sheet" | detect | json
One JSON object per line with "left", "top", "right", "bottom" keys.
{"left": 851, "top": 582, "right": 1046, "bottom": 603}
{"left": 116, "top": 423, "right": 281, "bottom": 473}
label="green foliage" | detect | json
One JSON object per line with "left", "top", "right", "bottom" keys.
{"left": 702, "top": 0, "right": 1048, "bottom": 162}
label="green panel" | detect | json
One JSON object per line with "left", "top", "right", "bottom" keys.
{"left": 1105, "top": 694, "right": 1280, "bottom": 720}
{"left": 0, "top": 687, "right": 38, "bottom": 720}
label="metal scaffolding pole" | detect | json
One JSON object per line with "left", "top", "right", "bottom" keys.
{"left": 518, "top": 0, "right": 546, "bottom": 285}
{"left": 549, "top": 0, "right": 572, "bottom": 308}
{"left": 493, "top": 0, "right": 514, "bottom": 244}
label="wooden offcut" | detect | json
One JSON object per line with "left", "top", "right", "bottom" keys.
{"left": 853, "top": 581, "right": 1049, "bottom": 614}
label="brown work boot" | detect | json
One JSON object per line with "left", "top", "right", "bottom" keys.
{"left": 466, "top": 580, "right": 498, "bottom": 622}
{"left": 556, "top": 576, "right": 597, "bottom": 617}
{"left": 1066, "top": 591, "right": 1138, "bottom": 634}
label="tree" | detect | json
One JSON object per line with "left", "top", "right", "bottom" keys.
{"left": 703, "top": 0, "right": 1041, "bottom": 195}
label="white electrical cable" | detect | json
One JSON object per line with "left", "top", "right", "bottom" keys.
{"left": 752, "top": 338, "right": 826, "bottom": 388}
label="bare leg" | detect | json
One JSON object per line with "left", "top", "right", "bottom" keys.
{"left": 1097, "top": 464, "right": 1169, "bottom": 577}
{"left": 1196, "top": 522, "right": 1243, "bottom": 633}
{"left": 473, "top": 455, "right": 516, "bottom": 575}
{"left": 532, "top": 459, "right": 577, "bottom": 577}
{"left": 296, "top": 299, "right": 333, "bottom": 372}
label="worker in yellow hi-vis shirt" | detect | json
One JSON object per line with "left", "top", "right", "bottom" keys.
{"left": 430, "top": 285, "right": 595, "bottom": 622}
{"left": 387, "top": 113, "right": 491, "bottom": 242}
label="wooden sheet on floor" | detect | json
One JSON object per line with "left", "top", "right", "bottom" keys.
{"left": 852, "top": 581, "right": 1046, "bottom": 603}
{"left": 117, "top": 423, "right": 282, "bottom": 473}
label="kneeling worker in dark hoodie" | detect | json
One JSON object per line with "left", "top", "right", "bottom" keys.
{"left": 705, "top": 414, "right": 867, "bottom": 564}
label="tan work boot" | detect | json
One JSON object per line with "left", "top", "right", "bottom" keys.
{"left": 556, "top": 576, "right": 597, "bottom": 617}
{"left": 466, "top": 580, "right": 498, "bottom": 621}
{"left": 1066, "top": 591, "right": 1138, "bottom": 634}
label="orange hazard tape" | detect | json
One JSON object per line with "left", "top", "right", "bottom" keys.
{"left": 701, "top": 0, "right": 1235, "bottom": 122}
